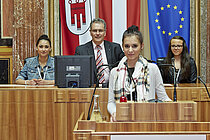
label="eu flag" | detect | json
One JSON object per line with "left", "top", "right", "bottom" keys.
{"left": 148, "top": 0, "right": 190, "bottom": 61}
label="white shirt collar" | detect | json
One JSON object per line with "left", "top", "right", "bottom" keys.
{"left": 92, "top": 41, "right": 105, "bottom": 50}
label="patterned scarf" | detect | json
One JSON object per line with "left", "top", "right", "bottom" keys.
{"left": 113, "top": 55, "right": 150, "bottom": 102}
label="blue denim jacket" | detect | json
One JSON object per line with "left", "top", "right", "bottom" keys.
{"left": 16, "top": 55, "right": 54, "bottom": 80}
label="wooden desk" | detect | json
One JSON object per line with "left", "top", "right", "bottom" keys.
{"left": 73, "top": 113, "right": 210, "bottom": 140}
{"left": 165, "top": 83, "right": 210, "bottom": 100}
{"left": 0, "top": 84, "right": 209, "bottom": 140}
{"left": 0, "top": 86, "right": 107, "bottom": 140}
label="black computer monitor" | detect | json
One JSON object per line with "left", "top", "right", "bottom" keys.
{"left": 54, "top": 55, "right": 94, "bottom": 88}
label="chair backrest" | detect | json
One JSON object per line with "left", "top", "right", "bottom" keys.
{"left": 156, "top": 57, "right": 166, "bottom": 66}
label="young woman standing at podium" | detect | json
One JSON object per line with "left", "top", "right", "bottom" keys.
{"left": 107, "top": 25, "right": 171, "bottom": 122}
{"left": 16, "top": 35, "right": 54, "bottom": 85}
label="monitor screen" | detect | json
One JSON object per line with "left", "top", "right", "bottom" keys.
{"left": 54, "top": 55, "right": 94, "bottom": 88}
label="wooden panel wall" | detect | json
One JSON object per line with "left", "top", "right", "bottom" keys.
{"left": 0, "top": 89, "right": 55, "bottom": 140}
{"left": 1, "top": 0, "right": 14, "bottom": 38}
{"left": 0, "top": 0, "right": 13, "bottom": 46}
{"left": 207, "top": 134, "right": 210, "bottom": 140}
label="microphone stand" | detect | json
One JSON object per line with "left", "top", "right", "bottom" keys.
{"left": 96, "top": 61, "right": 120, "bottom": 73}
{"left": 87, "top": 73, "right": 100, "bottom": 120}
{"left": 87, "top": 62, "right": 119, "bottom": 120}
{"left": 173, "top": 67, "right": 177, "bottom": 102}
{"left": 171, "top": 58, "right": 177, "bottom": 102}
{"left": 198, "top": 76, "right": 210, "bottom": 98}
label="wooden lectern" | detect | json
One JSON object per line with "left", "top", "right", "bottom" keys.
{"left": 73, "top": 101, "right": 210, "bottom": 140}
{"left": 116, "top": 101, "right": 197, "bottom": 121}
{"left": 73, "top": 114, "right": 210, "bottom": 140}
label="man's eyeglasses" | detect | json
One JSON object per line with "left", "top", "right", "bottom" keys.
{"left": 91, "top": 29, "right": 105, "bottom": 33}
{"left": 171, "top": 45, "right": 183, "bottom": 48}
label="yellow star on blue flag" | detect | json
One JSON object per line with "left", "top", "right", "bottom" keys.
{"left": 148, "top": 0, "right": 190, "bottom": 61}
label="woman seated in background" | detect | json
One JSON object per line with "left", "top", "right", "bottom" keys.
{"left": 161, "top": 36, "right": 197, "bottom": 84}
{"left": 16, "top": 34, "right": 55, "bottom": 85}
{"left": 107, "top": 25, "right": 171, "bottom": 122}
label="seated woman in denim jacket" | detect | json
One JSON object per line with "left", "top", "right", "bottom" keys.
{"left": 16, "top": 35, "right": 55, "bottom": 85}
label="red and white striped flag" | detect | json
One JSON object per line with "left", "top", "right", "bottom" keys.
{"left": 60, "top": 0, "right": 141, "bottom": 55}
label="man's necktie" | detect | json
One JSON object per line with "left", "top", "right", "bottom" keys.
{"left": 96, "top": 45, "right": 105, "bottom": 83}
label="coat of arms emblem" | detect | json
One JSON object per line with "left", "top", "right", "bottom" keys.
{"left": 65, "top": 0, "right": 92, "bottom": 35}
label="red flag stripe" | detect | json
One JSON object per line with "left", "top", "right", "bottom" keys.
{"left": 127, "top": 0, "right": 141, "bottom": 29}
{"left": 60, "top": 0, "right": 79, "bottom": 55}
{"left": 99, "top": 0, "right": 113, "bottom": 42}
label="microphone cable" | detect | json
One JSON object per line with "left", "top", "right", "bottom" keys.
{"left": 197, "top": 76, "right": 210, "bottom": 98}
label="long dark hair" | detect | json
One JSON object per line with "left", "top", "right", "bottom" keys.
{"left": 166, "top": 36, "right": 190, "bottom": 79}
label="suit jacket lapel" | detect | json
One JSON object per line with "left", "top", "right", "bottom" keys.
{"left": 104, "top": 41, "right": 112, "bottom": 64}
{"left": 87, "top": 41, "right": 94, "bottom": 56}
{"left": 88, "top": 41, "right": 97, "bottom": 79}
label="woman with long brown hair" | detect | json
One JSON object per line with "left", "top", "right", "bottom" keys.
{"left": 162, "top": 36, "right": 197, "bottom": 83}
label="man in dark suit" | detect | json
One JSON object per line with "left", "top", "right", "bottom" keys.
{"left": 75, "top": 18, "right": 124, "bottom": 86}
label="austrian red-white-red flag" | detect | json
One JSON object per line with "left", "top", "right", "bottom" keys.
{"left": 60, "top": 0, "right": 140, "bottom": 55}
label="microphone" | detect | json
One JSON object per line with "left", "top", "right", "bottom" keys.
{"left": 124, "top": 62, "right": 137, "bottom": 102}
{"left": 144, "top": 57, "right": 156, "bottom": 63}
{"left": 197, "top": 76, "right": 210, "bottom": 98}
{"left": 96, "top": 61, "right": 120, "bottom": 74}
{"left": 158, "top": 64, "right": 174, "bottom": 67}
{"left": 95, "top": 61, "right": 120, "bottom": 85}
{"left": 87, "top": 61, "right": 120, "bottom": 120}
{"left": 96, "top": 64, "right": 108, "bottom": 81}
{"left": 147, "top": 60, "right": 156, "bottom": 63}
{"left": 171, "top": 58, "right": 176, "bottom": 84}
{"left": 171, "top": 58, "right": 177, "bottom": 102}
